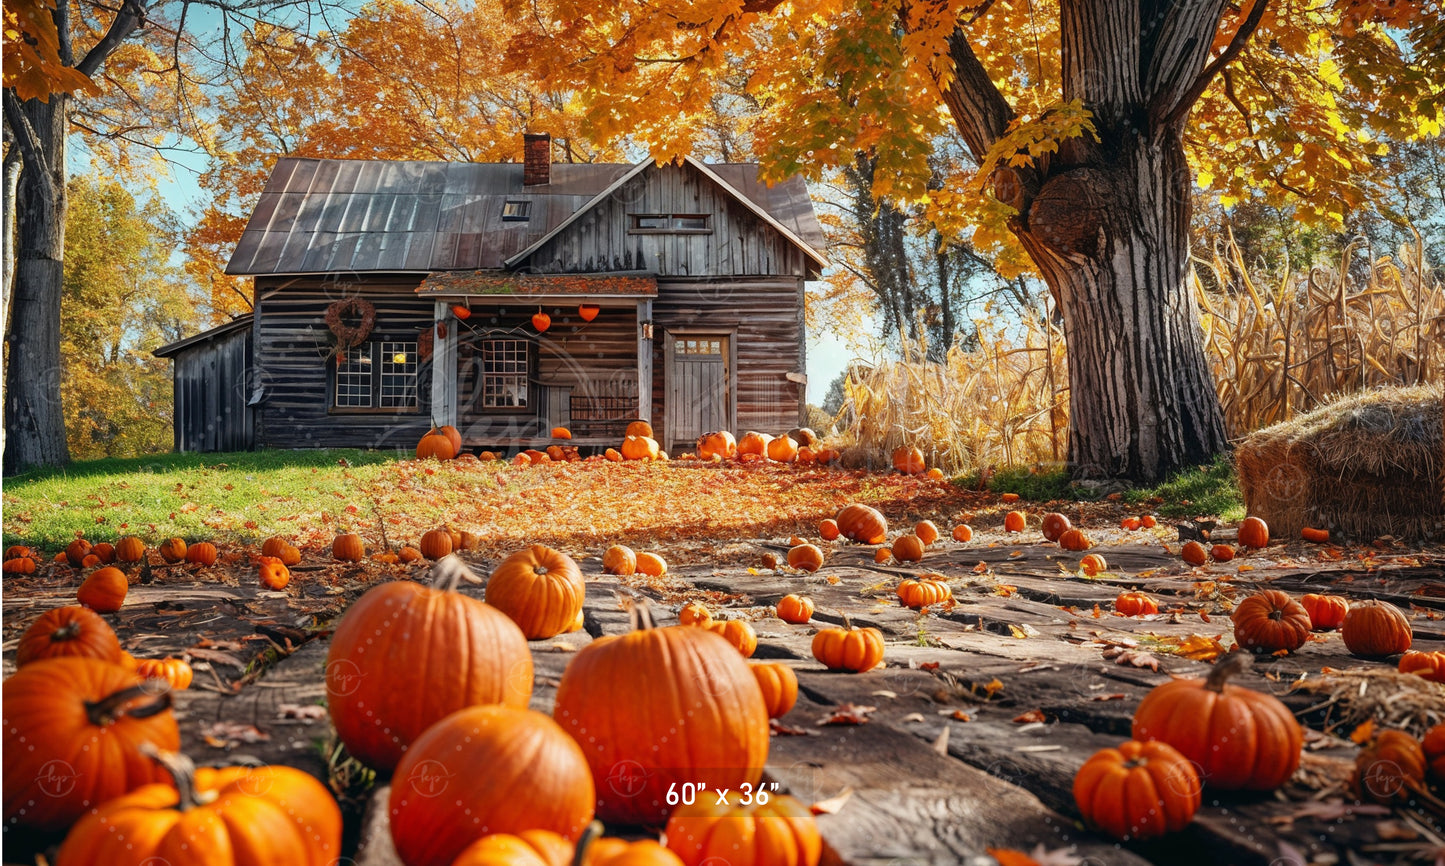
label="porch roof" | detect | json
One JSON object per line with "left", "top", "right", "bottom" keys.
{"left": 416, "top": 271, "right": 657, "bottom": 299}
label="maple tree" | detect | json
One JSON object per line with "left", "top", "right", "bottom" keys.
{"left": 509, "top": 0, "right": 1444, "bottom": 481}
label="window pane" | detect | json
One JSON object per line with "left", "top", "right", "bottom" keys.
{"left": 481, "top": 338, "right": 529, "bottom": 408}
{"left": 335, "top": 343, "right": 373, "bottom": 407}
{"left": 502, "top": 200, "right": 531, "bottom": 221}
{"left": 634, "top": 215, "right": 667, "bottom": 229}
{"left": 673, "top": 215, "right": 709, "bottom": 230}
{"left": 380, "top": 341, "right": 418, "bottom": 408}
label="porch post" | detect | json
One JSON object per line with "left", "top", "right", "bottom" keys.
{"left": 431, "top": 301, "right": 458, "bottom": 427}
{"left": 637, "top": 299, "right": 653, "bottom": 423}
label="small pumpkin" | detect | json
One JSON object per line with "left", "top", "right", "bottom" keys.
{"left": 1141, "top": 515, "right": 1158, "bottom": 528}
{"left": 1003, "top": 511, "right": 1026, "bottom": 533}
{"left": 787, "top": 543, "right": 825, "bottom": 572}
{"left": 621, "top": 435, "right": 661, "bottom": 460}
{"left": 1040, "top": 512, "right": 1071, "bottom": 542}
{"left": 636, "top": 551, "right": 668, "bottom": 577}
{"left": 749, "top": 662, "right": 799, "bottom": 719}
{"left": 80, "top": 553, "right": 101, "bottom": 568}
{"left": 1058, "top": 528, "right": 1092, "bottom": 551}
{"left": 873, "top": 547, "right": 891, "bottom": 563}
{"left": 1424, "top": 724, "right": 1445, "bottom": 781}
{"left": 951, "top": 524, "right": 973, "bottom": 542}
{"left": 819, "top": 518, "right": 840, "bottom": 541}
{"left": 835, "top": 504, "right": 888, "bottom": 544}
{"left": 1120, "top": 516, "right": 1142, "bottom": 531}
{"left": 678, "top": 602, "right": 713, "bottom": 627}
{"left": 767, "top": 434, "right": 799, "bottom": 463}
{"left": 262, "top": 536, "right": 302, "bottom": 565}
{"left": 1341, "top": 599, "right": 1413, "bottom": 658}
{"left": 812, "top": 621, "right": 884, "bottom": 673}
{"left": 1301, "top": 526, "right": 1330, "bottom": 543}
{"left": 665, "top": 793, "right": 822, "bottom": 866}
{"left": 5, "top": 544, "right": 35, "bottom": 559}
{"left": 552, "top": 426, "right": 573, "bottom": 440}
{"left": 897, "top": 577, "right": 952, "bottom": 609}
{"left": 90, "top": 542, "right": 116, "bottom": 564}
{"left": 65, "top": 537, "right": 93, "bottom": 567}
{"left": 15, "top": 605, "right": 124, "bottom": 667}
{"left": 1115, "top": 591, "right": 1158, "bottom": 616}
{"left": 1079, "top": 553, "right": 1108, "bottom": 576}
{"left": 602, "top": 544, "right": 637, "bottom": 575}
{"left": 332, "top": 532, "right": 365, "bottom": 562}
{"left": 891, "top": 446, "right": 926, "bottom": 475}
{"left": 914, "top": 520, "right": 940, "bottom": 545}
{"left": 588, "top": 836, "right": 683, "bottom": 866}
{"left": 1132, "top": 651, "right": 1302, "bottom": 790}
{"left": 604, "top": 448, "right": 623, "bottom": 462}
{"left": 1238, "top": 516, "right": 1270, "bottom": 549}
{"left": 1210, "top": 544, "right": 1235, "bottom": 562}
{"left": 78, "top": 566, "right": 128, "bottom": 613}
{"left": 760, "top": 551, "right": 780, "bottom": 569}
{"left": 1073, "top": 740, "right": 1200, "bottom": 840}
{"left": 891, "top": 534, "right": 925, "bottom": 563}
{"left": 1353, "top": 730, "right": 1426, "bottom": 804}
{"left": 696, "top": 430, "right": 737, "bottom": 460}
{"left": 927, "top": 467, "right": 944, "bottom": 480}
{"left": 1399, "top": 650, "right": 1445, "bottom": 684}
{"left": 398, "top": 546, "right": 425, "bottom": 562}
{"left": 132, "top": 657, "right": 194, "bottom": 691}
{"left": 737, "top": 431, "right": 771, "bottom": 457}
{"left": 1181, "top": 540, "right": 1209, "bottom": 566}
{"left": 3, "top": 556, "right": 37, "bottom": 574}
{"left": 796, "top": 446, "right": 816, "bottom": 465}
{"left": 626, "top": 420, "right": 655, "bottom": 439}
{"left": 1231, "top": 590, "right": 1312, "bottom": 654}
{"left": 258, "top": 555, "right": 291, "bottom": 590}
{"left": 420, "top": 528, "right": 455, "bottom": 560}
{"left": 705, "top": 619, "right": 758, "bottom": 657}
{"left": 156, "top": 537, "right": 186, "bottom": 563}
{"left": 486, "top": 544, "right": 587, "bottom": 640}
{"left": 1301, "top": 593, "right": 1348, "bottom": 630}
{"left": 184, "top": 541, "right": 218, "bottom": 566}
{"left": 776, "top": 594, "right": 815, "bottom": 624}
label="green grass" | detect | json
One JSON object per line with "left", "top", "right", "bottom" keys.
{"left": 1125, "top": 455, "right": 1244, "bottom": 521}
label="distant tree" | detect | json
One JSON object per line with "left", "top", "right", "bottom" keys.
{"left": 821, "top": 370, "right": 848, "bottom": 417}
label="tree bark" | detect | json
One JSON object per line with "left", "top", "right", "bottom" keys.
{"left": 1015, "top": 130, "right": 1228, "bottom": 481}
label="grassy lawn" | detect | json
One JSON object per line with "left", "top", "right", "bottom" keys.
{"left": 955, "top": 455, "right": 1245, "bottom": 521}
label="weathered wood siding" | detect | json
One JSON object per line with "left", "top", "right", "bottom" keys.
{"left": 521, "top": 163, "right": 810, "bottom": 278}
{"left": 172, "top": 328, "right": 254, "bottom": 453}
{"left": 651, "top": 278, "right": 806, "bottom": 450}
{"left": 253, "top": 278, "right": 434, "bottom": 450}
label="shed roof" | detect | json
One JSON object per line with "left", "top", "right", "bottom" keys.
{"left": 153, "top": 314, "right": 252, "bottom": 359}
{"left": 225, "top": 157, "right": 827, "bottom": 277}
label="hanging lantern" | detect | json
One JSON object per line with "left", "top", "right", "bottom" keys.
{"left": 532, "top": 310, "right": 552, "bottom": 333}
{"left": 451, "top": 304, "right": 471, "bottom": 320}
{"left": 578, "top": 304, "right": 600, "bottom": 322}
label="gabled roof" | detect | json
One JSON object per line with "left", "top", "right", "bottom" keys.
{"left": 153, "top": 314, "right": 253, "bottom": 358}
{"left": 224, "top": 156, "right": 828, "bottom": 277}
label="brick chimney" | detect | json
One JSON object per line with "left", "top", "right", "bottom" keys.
{"left": 523, "top": 133, "right": 551, "bottom": 186}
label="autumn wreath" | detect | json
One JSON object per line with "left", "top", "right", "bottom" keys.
{"left": 325, "top": 297, "right": 375, "bottom": 350}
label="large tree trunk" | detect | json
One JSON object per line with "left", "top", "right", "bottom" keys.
{"left": 3, "top": 92, "right": 71, "bottom": 475}
{"left": 1016, "top": 131, "right": 1228, "bottom": 482}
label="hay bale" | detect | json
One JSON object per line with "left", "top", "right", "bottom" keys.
{"left": 1236, "top": 384, "right": 1444, "bottom": 541}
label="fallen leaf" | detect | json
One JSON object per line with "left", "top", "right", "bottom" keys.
{"left": 1267, "top": 799, "right": 1391, "bottom": 826}
{"left": 200, "top": 721, "right": 270, "bottom": 747}
{"left": 1102, "top": 647, "right": 1161, "bottom": 671}
{"left": 1350, "top": 719, "right": 1376, "bottom": 744}
{"left": 768, "top": 719, "right": 813, "bottom": 736}
{"left": 1012, "top": 709, "right": 1046, "bottom": 724}
{"left": 810, "top": 788, "right": 854, "bottom": 815}
{"left": 1007, "top": 624, "right": 1029, "bottom": 639}
{"left": 949, "top": 709, "right": 971, "bottom": 721}
{"left": 818, "top": 704, "right": 877, "bottom": 726}
{"left": 1090, "top": 693, "right": 1126, "bottom": 702}
{"left": 919, "top": 661, "right": 940, "bottom": 671}
{"left": 1152, "top": 633, "right": 1226, "bottom": 662}
{"left": 972, "top": 561, "right": 990, "bottom": 574}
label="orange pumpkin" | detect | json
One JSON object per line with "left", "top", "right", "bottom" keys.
{"left": 776, "top": 594, "right": 815, "bottom": 624}
{"left": 897, "top": 577, "right": 952, "bottom": 608}
{"left": 258, "top": 555, "right": 291, "bottom": 590}
{"left": 1120, "top": 516, "right": 1142, "bottom": 531}
{"left": 749, "top": 662, "right": 799, "bottom": 719}
{"left": 1210, "top": 544, "right": 1235, "bottom": 561}
{"left": 705, "top": 619, "right": 758, "bottom": 657}
{"left": 1424, "top": 724, "right": 1445, "bottom": 781}
{"left": 3, "top": 556, "right": 36, "bottom": 574}
{"left": 1132, "top": 652, "right": 1302, "bottom": 789}
{"left": 812, "top": 624, "right": 884, "bottom": 673}
{"left": 1354, "top": 730, "right": 1426, "bottom": 804}
{"left": 914, "top": 520, "right": 940, "bottom": 545}
{"left": 437, "top": 424, "right": 463, "bottom": 454}
{"left": 80, "top": 554, "right": 101, "bottom": 568}
{"left": 1115, "top": 591, "right": 1158, "bottom": 616}
{"left": 262, "top": 536, "right": 302, "bottom": 565}
{"left": 1238, "top": 516, "right": 1270, "bottom": 549}
{"left": 926, "top": 467, "right": 944, "bottom": 480}
{"left": 90, "top": 542, "right": 115, "bottom": 564}
{"left": 1141, "top": 514, "right": 1158, "bottom": 528}
{"left": 1399, "top": 650, "right": 1445, "bottom": 684}
{"left": 398, "top": 546, "right": 425, "bottom": 563}
{"left": 835, "top": 504, "right": 888, "bottom": 544}
{"left": 1040, "top": 512, "right": 1071, "bottom": 542}
{"left": 873, "top": 547, "right": 892, "bottom": 563}
{"left": 696, "top": 430, "right": 737, "bottom": 460}
{"left": 951, "top": 524, "right": 973, "bottom": 542}
{"left": 78, "top": 566, "right": 128, "bottom": 612}
{"left": 678, "top": 602, "right": 713, "bottom": 627}
{"left": 621, "top": 435, "right": 661, "bottom": 460}
{"left": 1073, "top": 740, "right": 1200, "bottom": 840}
{"left": 389, "top": 706, "right": 596, "bottom": 866}
{"left": 891, "top": 446, "right": 926, "bottom": 475}
{"left": 325, "top": 568, "right": 533, "bottom": 772}
{"left": 787, "top": 543, "right": 825, "bottom": 572}
{"left": 665, "top": 794, "right": 822, "bottom": 866}
{"left": 602, "top": 544, "right": 637, "bottom": 575}
{"left": 1003, "top": 511, "right": 1026, "bottom": 533}
{"left": 65, "top": 538, "right": 93, "bottom": 567}
{"left": 796, "top": 446, "right": 816, "bottom": 465}
{"left": 819, "top": 518, "right": 840, "bottom": 541}
{"left": 3, "top": 657, "right": 181, "bottom": 831}
{"left": 184, "top": 541, "right": 218, "bottom": 566}
{"left": 891, "top": 534, "right": 925, "bottom": 563}
{"left": 487, "top": 544, "right": 587, "bottom": 640}
{"left": 1301, "top": 593, "right": 1348, "bottom": 630}
{"left": 760, "top": 551, "right": 780, "bottom": 569}
{"left": 552, "top": 605, "right": 768, "bottom": 825}
{"left": 1301, "top": 526, "right": 1330, "bottom": 543}
{"left": 588, "top": 837, "right": 683, "bottom": 866}
{"left": 1181, "top": 540, "right": 1208, "bottom": 565}
{"left": 552, "top": 426, "right": 573, "bottom": 440}
{"left": 419, "top": 528, "right": 455, "bottom": 560}
{"left": 1232, "top": 590, "right": 1312, "bottom": 654}
{"left": 452, "top": 830, "right": 575, "bottom": 866}
{"left": 417, "top": 430, "right": 458, "bottom": 460}
{"left": 767, "top": 434, "right": 799, "bottom": 463}
{"left": 157, "top": 537, "right": 187, "bottom": 563}
{"left": 737, "top": 431, "right": 771, "bottom": 457}
{"left": 604, "top": 448, "right": 623, "bottom": 462}
{"left": 15, "top": 605, "right": 124, "bottom": 667}
{"left": 332, "top": 533, "right": 365, "bottom": 561}
{"left": 1058, "top": 528, "right": 1092, "bottom": 551}
{"left": 1079, "top": 553, "right": 1108, "bottom": 576}
{"left": 626, "top": 420, "right": 655, "bottom": 439}
{"left": 636, "top": 551, "right": 668, "bottom": 577}
{"left": 132, "top": 657, "right": 194, "bottom": 691}
{"left": 1341, "top": 599, "right": 1413, "bottom": 658}
{"left": 5, "top": 544, "right": 35, "bottom": 559}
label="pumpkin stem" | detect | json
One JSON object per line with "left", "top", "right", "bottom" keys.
{"left": 51, "top": 621, "right": 82, "bottom": 642}
{"left": 85, "top": 683, "right": 172, "bottom": 726}
{"left": 139, "top": 743, "right": 205, "bottom": 812}
{"left": 1204, "top": 650, "right": 1253, "bottom": 693}
{"left": 627, "top": 598, "right": 657, "bottom": 631}
{"left": 570, "top": 820, "right": 605, "bottom": 866}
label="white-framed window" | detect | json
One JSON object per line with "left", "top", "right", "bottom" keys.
{"left": 334, "top": 340, "right": 419, "bottom": 410}
{"left": 481, "top": 338, "right": 529, "bottom": 408}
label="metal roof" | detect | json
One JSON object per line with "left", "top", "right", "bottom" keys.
{"left": 152, "top": 314, "right": 252, "bottom": 358}
{"left": 224, "top": 157, "right": 827, "bottom": 277}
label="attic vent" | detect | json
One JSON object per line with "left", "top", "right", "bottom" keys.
{"left": 630, "top": 214, "right": 711, "bottom": 234}
{"left": 502, "top": 200, "right": 531, "bottom": 221}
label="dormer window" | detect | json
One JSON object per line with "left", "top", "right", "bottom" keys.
{"left": 502, "top": 200, "right": 531, "bottom": 221}
{"left": 629, "top": 214, "right": 711, "bottom": 234}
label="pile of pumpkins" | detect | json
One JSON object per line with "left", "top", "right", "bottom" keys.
{"left": 695, "top": 427, "right": 840, "bottom": 466}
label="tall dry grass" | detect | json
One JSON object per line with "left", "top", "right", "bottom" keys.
{"left": 834, "top": 234, "right": 1445, "bottom": 474}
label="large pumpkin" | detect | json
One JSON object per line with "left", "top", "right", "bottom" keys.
{"left": 891, "top": 446, "right": 926, "bottom": 475}
{"left": 1073, "top": 740, "right": 1200, "bottom": 840}
{"left": 749, "top": 662, "right": 799, "bottom": 719}
{"left": 418, "top": 430, "right": 458, "bottom": 460}
{"left": 1354, "top": 730, "right": 1426, "bottom": 804}
{"left": 1231, "top": 590, "right": 1311, "bottom": 653}
{"left": 54, "top": 747, "right": 340, "bottom": 865}
{"left": 621, "top": 435, "right": 661, "bottom": 461}
{"left": 767, "top": 434, "right": 799, "bottom": 463}
{"left": 552, "top": 604, "right": 768, "bottom": 825}
{"left": 486, "top": 544, "right": 586, "bottom": 640}
{"left": 665, "top": 794, "right": 822, "bottom": 866}
{"left": 1238, "top": 516, "right": 1270, "bottom": 549}
{"left": 812, "top": 623, "right": 885, "bottom": 672}
{"left": 835, "top": 504, "right": 887, "bottom": 544}
{"left": 15, "top": 605, "right": 124, "bottom": 667}
{"left": 1132, "top": 652, "right": 1302, "bottom": 790}
{"left": 696, "top": 430, "right": 737, "bottom": 461}
{"left": 390, "top": 706, "right": 595, "bottom": 866}
{"left": 437, "top": 424, "right": 464, "bottom": 454}
{"left": 737, "top": 431, "right": 771, "bottom": 457}
{"left": 3, "top": 657, "right": 180, "bottom": 831}
{"left": 1301, "top": 593, "right": 1348, "bottom": 630}
{"left": 1341, "top": 599, "right": 1413, "bottom": 658}
{"left": 325, "top": 561, "right": 534, "bottom": 772}
{"left": 77, "top": 566, "right": 128, "bottom": 612}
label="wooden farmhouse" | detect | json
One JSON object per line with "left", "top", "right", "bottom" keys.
{"left": 155, "top": 135, "right": 827, "bottom": 455}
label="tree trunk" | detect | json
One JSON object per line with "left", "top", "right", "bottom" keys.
{"left": 1016, "top": 131, "right": 1228, "bottom": 482}
{"left": 3, "top": 92, "right": 71, "bottom": 475}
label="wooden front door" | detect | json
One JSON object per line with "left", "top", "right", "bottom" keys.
{"left": 665, "top": 334, "right": 731, "bottom": 452}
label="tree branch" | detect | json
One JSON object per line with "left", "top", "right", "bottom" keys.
{"left": 77, "top": 0, "right": 148, "bottom": 79}
{"left": 936, "top": 26, "right": 1016, "bottom": 162}
{"left": 1154, "top": 0, "right": 1270, "bottom": 129}
{"left": 2, "top": 91, "right": 53, "bottom": 197}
